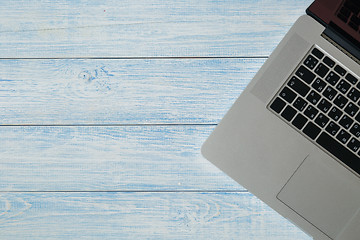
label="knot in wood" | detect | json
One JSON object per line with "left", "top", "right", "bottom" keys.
{"left": 78, "top": 71, "right": 94, "bottom": 82}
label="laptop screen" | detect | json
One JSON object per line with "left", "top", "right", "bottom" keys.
{"left": 308, "top": 0, "right": 360, "bottom": 44}
{"left": 336, "top": 0, "right": 360, "bottom": 33}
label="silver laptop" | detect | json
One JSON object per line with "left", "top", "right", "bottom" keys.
{"left": 202, "top": 0, "right": 360, "bottom": 239}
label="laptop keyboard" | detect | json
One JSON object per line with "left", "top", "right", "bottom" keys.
{"left": 337, "top": 0, "right": 360, "bottom": 32}
{"left": 269, "top": 46, "right": 360, "bottom": 175}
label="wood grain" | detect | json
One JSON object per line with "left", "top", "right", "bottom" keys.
{"left": 0, "top": 58, "right": 263, "bottom": 124}
{"left": 0, "top": 1, "right": 316, "bottom": 238}
{"left": 0, "top": 0, "right": 312, "bottom": 58}
{"left": 0, "top": 125, "right": 244, "bottom": 191}
{"left": 0, "top": 192, "right": 311, "bottom": 240}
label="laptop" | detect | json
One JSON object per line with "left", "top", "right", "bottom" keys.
{"left": 201, "top": 0, "right": 360, "bottom": 239}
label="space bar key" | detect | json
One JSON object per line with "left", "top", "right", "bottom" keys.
{"left": 316, "top": 132, "right": 360, "bottom": 175}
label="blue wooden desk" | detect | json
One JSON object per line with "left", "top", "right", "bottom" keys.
{"left": 0, "top": 1, "right": 313, "bottom": 239}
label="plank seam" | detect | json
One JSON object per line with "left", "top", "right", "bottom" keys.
{"left": 0, "top": 57, "right": 268, "bottom": 60}
{"left": 0, "top": 190, "right": 248, "bottom": 193}
{"left": 0, "top": 124, "right": 218, "bottom": 127}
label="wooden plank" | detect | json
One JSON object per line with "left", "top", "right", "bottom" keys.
{"left": 0, "top": 192, "right": 311, "bottom": 240}
{"left": 0, "top": 0, "right": 312, "bottom": 58}
{"left": 0, "top": 58, "right": 264, "bottom": 125}
{"left": 0, "top": 125, "right": 245, "bottom": 191}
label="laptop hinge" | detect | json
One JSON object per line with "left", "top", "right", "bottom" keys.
{"left": 322, "top": 24, "right": 360, "bottom": 65}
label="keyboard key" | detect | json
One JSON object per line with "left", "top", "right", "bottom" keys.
{"left": 270, "top": 97, "right": 286, "bottom": 113}
{"left": 345, "top": 73, "right": 358, "bottom": 85}
{"left": 304, "top": 105, "right": 319, "bottom": 119}
{"left": 287, "top": 76, "right": 310, "bottom": 97}
{"left": 328, "top": 106, "right": 343, "bottom": 121}
{"left": 344, "top": 102, "right": 359, "bottom": 117}
{"left": 339, "top": 115, "right": 354, "bottom": 129}
{"left": 317, "top": 98, "right": 331, "bottom": 113}
{"left": 269, "top": 49, "right": 360, "bottom": 167}
{"left": 293, "top": 97, "right": 308, "bottom": 111}
{"left": 281, "top": 105, "right": 297, "bottom": 121}
{"left": 303, "top": 55, "right": 319, "bottom": 70}
{"left": 347, "top": 88, "right": 360, "bottom": 102}
{"left": 323, "top": 86, "right": 337, "bottom": 100}
{"left": 315, "top": 63, "right": 329, "bottom": 78}
{"left": 350, "top": 123, "right": 360, "bottom": 138}
{"left": 311, "top": 48, "right": 324, "bottom": 59}
{"left": 336, "top": 129, "right": 351, "bottom": 144}
{"left": 323, "top": 56, "right": 335, "bottom": 68}
{"left": 347, "top": 138, "right": 360, "bottom": 152}
{"left": 334, "top": 65, "right": 346, "bottom": 76}
{"left": 303, "top": 122, "right": 321, "bottom": 140}
{"left": 279, "top": 87, "right": 297, "bottom": 103}
{"left": 306, "top": 90, "right": 321, "bottom": 105}
{"left": 296, "top": 66, "right": 316, "bottom": 84}
{"left": 356, "top": 112, "right": 360, "bottom": 123}
{"left": 325, "top": 71, "right": 340, "bottom": 86}
{"left": 317, "top": 132, "right": 360, "bottom": 175}
{"left": 336, "top": 80, "right": 351, "bottom": 94}
{"left": 312, "top": 78, "right": 326, "bottom": 93}
{"left": 326, "top": 121, "right": 340, "bottom": 136}
{"left": 334, "top": 94, "right": 348, "bottom": 109}
{"left": 315, "top": 113, "right": 329, "bottom": 128}
{"left": 292, "top": 113, "right": 308, "bottom": 130}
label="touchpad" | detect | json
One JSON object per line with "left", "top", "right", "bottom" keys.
{"left": 277, "top": 153, "right": 360, "bottom": 239}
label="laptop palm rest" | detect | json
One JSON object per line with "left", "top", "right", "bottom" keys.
{"left": 277, "top": 152, "right": 360, "bottom": 239}
{"left": 335, "top": 208, "right": 360, "bottom": 240}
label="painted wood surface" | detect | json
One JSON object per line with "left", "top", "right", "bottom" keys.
{"left": 0, "top": 0, "right": 315, "bottom": 239}
{"left": 0, "top": 126, "right": 244, "bottom": 191}
{"left": 0, "top": 0, "right": 311, "bottom": 58}
{"left": 0, "top": 192, "right": 310, "bottom": 240}
{"left": 0, "top": 59, "right": 263, "bottom": 124}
